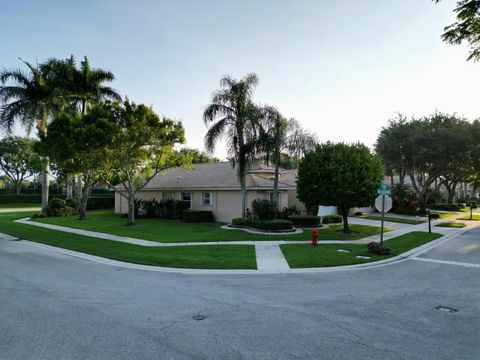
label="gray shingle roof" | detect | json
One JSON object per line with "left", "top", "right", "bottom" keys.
{"left": 132, "top": 161, "right": 297, "bottom": 190}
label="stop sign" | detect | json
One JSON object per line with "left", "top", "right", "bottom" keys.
{"left": 375, "top": 195, "right": 392, "bottom": 213}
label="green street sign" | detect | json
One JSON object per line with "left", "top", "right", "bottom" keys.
{"left": 377, "top": 184, "right": 391, "bottom": 196}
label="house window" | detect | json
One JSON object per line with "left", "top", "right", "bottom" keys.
{"left": 181, "top": 192, "right": 192, "bottom": 209}
{"left": 202, "top": 192, "right": 212, "bottom": 206}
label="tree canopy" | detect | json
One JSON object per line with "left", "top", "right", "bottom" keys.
{"left": 297, "top": 143, "right": 384, "bottom": 233}
{"left": 435, "top": 0, "right": 480, "bottom": 61}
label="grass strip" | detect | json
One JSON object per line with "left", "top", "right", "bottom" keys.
{"left": 33, "top": 210, "right": 389, "bottom": 242}
{"left": 436, "top": 222, "right": 466, "bottom": 228}
{"left": 0, "top": 214, "right": 256, "bottom": 269}
{"left": 280, "top": 231, "right": 442, "bottom": 268}
{"left": 357, "top": 215, "right": 425, "bottom": 225}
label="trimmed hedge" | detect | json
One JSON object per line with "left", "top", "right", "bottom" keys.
{"left": 429, "top": 204, "right": 461, "bottom": 211}
{"left": 0, "top": 194, "right": 114, "bottom": 210}
{"left": 183, "top": 210, "right": 214, "bottom": 223}
{"left": 246, "top": 219, "right": 293, "bottom": 231}
{"left": 322, "top": 215, "right": 343, "bottom": 224}
{"left": 231, "top": 218, "right": 246, "bottom": 226}
{"left": 392, "top": 207, "right": 418, "bottom": 216}
{"left": 288, "top": 215, "right": 320, "bottom": 227}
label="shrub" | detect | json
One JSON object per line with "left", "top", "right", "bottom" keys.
{"left": 470, "top": 201, "right": 478, "bottom": 209}
{"left": 367, "top": 242, "right": 391, "bottom": 255}
{"left": 429, "top": 204, "right": 461, "bottom": 211}
{"left": 246, "top": 219, "right": 293, "bottom": 231}
{"left": 279, "top": 205, "right": 301, "bottom": 219}
{"left": 183, "top": 210, "right": 214, "bottom": 223}
{"left": 47, "top": 198, "right": 67, "bottom": 217}
{"left": 251, "top": 198, "right": 276, "bottom": 220}
{"left": 354, "top": 211, "right": 363, "bottom": 216}
{"left": 288, "top": 215, "right": 320, "bottom": 227}
{"left": 86, "top": 196, "right": 114, "bottom": 210}
{"left": 65, "top": 198, "right": 78, "bottom": 209}
{"left": 428, "top": 212, "right": 440, "bottom": 220}
{"left": 231, "top": 218, "right": 246, "bottom": 226}
{"left": 322, "top": 214, "right": 342, "bottom": 224}
{"left": 392, "top": 207, "right": 418, "bottom": 216}
{"left": 141, "top": 199, "right": 160, "bottom": 218}
{"left": 63, "top": 206, "right": 78, "bottom": 216}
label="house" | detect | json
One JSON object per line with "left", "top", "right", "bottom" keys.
{"left": 114, "top": 162, "right": 306, "bottom": 222}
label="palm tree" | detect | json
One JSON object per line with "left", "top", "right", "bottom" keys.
{"left": 0, "top": 59, "right": 59, "bottom": 214}
{"left": 204, "top": 73, "right": 261, "bottom": 219}
{"left": 259, "top": 106, "right": 317, "bottom": 208}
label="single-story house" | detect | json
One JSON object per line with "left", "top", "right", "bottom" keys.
{"left": 114, "top": 161, "right": 306, "bottom": 223}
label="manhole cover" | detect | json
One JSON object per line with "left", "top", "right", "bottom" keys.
{"left": 192, "top": 314, "right": 207, "bottom": 321}
{"left": 433, "top": 305, "right": 458, "bottom": 314}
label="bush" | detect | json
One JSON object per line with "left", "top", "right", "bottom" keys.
{"left": 429, "top": 204, "right": 461, "bottom": 211}
{"left": 183, "top": 210, "right": 214, "bottom": 223}
{"left": 367, "top": 242, "right": 391, "bottom": 255}
{"left": 469, "top": 201, "right": 478, "bottom": 209}
{"left": 392, "top": 207, "right": 418, "bottom": 216}
{"left": 231, "top": 218, "right": 246, "bottom": 226}
{"left": 65, "top": 198, "right": 78, "bottom": 209}
{"left": 428, "top": 212, "right": 440, "bottom": 220}
{"left": 279, "top": 205, "right": 301, "bottom": 219}
{"left": 354, "top": 211, "right": 363, "bottom": 216}
{"left": 47, "top": 198, "right": 67, "bottom": 216}
{"left": 246, "top": 219, "right": 293, "bottom": 231}
{"left": 322, "top": 214, "right": 342, "bottom": 224}
{"left": 0, "top": 194, "right": 43, "bottom": 204}
{"left": 288, "top": 215, "right": 320, "bottom": 227}
{"left": 251, "top": 198, "right": 276, "bottom": 220}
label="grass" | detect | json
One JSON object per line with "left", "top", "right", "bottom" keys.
{"left": 0, "top": 203, "right": 40, "bottom": 209}
{"left": 457, "top": 214, "right": 480, "bottom": 221}
{"left": 0, "top": 214, "right": 256, "bottom": 269}
{"left": 436, "top": 221, "right": 466, "bottom": 228}
{"left": 32, "top": 210, "right": 390, "bottom": 242}
{"left": 280, "top": 231, "right": 442, "bottom": 268}
{"left": 357, "top": 215, "right": 425, "bottom": 225}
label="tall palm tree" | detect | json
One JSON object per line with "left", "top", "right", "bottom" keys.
{"left": 0, "top": 59, "right": 59, "bottom": 214}
{"left": 204, "top": 73, "right": 261, "bottom": 219}
{"left": 259, "top": 106, "right": 317, "bottom": 208}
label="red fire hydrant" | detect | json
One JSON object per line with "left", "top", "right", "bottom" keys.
{"left": 311, "top": 228, "right": 319, "bottom": 246}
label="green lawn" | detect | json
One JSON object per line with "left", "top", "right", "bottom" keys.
{"left": 436, "top": 221, "right": 466, "bottom": 228}
{"left": 280, "top": 231, "right": 442, "bottom": 268}
{"left": 33, "top": 210, "right": 389, "bottom": 242}
{"left": 457, "top": 214, "right": 480, "bottom": 221}
{"left": 0, "top": 214, "right": 256, "bottom": 269}
{"left": 0, "top": 203, "right": 40, "bottom": 209}
{"left": 357, "top": 215, "right": 425, "bottom": 225}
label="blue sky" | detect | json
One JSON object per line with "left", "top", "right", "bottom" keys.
{"left": 1, "top": 0, "right": 478, "bottom": 158}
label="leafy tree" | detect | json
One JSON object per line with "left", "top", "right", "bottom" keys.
{"left": 204, "top": 73, "right": 262, "bottom": 219}
{"left": 259, "top": 106, "right": 317, "bottom": 208}
{"left": 0, "top": 136, "right": 42, "bottom": 194}
{"left": 101, "top": 100, "right": 188, "bottom": 226}
{"left": 297, "top": 143, "right": 384, "bottom": 233}
{"left": 434, "top": 0, "right": 480, "bottom": 61}
{"left": 39, "top": 104, "right": 117, "bottom": 219}
{"left": 0, "top": 60, "right": 60, "bottom": 214}
{"left": 178, "top": 148, "right": 220, "bottom": 163}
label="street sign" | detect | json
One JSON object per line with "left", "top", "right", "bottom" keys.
{"left": 375, "top": 195, "right": 392, "bottom": 213}
{"left": 375, "top": 194, "right": 392, "bottom": 245}
{"left": 377, "top": 184, "right": 391, "bottom": 196}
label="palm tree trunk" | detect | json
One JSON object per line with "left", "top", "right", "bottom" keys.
{"left": 272, "top": 152, "right": 280, "bottom": 211}
{"left": 76, "top": 175, "right": 82, "bottom": 198}
{"left": 240, "top": 175, "right": 247, "bottom": 219}
{"left": 66, "top": 175, "right": 74, "bottom": 199}
{"left": 41, "top": 160, "right": 50, "bottom": 216}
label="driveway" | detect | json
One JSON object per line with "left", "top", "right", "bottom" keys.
{"left": 0, "top": 228, "right": 479, "bottom": 359}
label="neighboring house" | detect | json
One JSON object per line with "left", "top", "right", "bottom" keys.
{"left": 114, "top": 162, "right": 306, "bottom": 223}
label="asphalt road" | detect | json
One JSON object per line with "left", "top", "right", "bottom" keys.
{"left": 1, "top": 229, "right": 479, "bottom": 360}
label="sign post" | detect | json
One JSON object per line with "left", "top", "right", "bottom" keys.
{"left": 375, "top": 185, "right": 392, "bottom": 245}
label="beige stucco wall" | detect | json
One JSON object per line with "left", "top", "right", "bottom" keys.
{"left": 115, "top": 189, "right": 299, "bottom": 223}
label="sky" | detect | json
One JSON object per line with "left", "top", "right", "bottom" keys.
{"left": 1, "top": 0, "right": 479, "bottom": 159}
